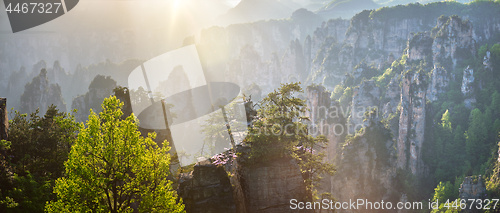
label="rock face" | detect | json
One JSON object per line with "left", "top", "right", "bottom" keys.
{"left": 395, "top": 16, "right": 475, "bottom": 175}
{"left": 459, "top": 176, "right": 486, "bottom": 200}
{"left": 20, "top": 69, "right": 66, "bottom": 114}
{"left": 483, "top": 51, "right": 492, "bottom": 70}
{"left": 349, "top": 80, "right": 380, "bottom": 133}
{"left": 329, "top": 132, "right": 397, "bottom": 210}
{"left": 397, "top": 71, "right": 427, "bottom": 175}
{"left": 178, "top": 147, "right": 308, "bottom": 213}
{"left": 178, "top": 160, "right": 236, "bottom": 213}
{"left": 0, "top": 98, "right": 7, "bottom": 141}
{"left": 305, "top": 85, "right": 346, "bottom": 163}
{"left": 198, "top": 10, "right": 324, "bottom": 94}
{"left": 301, "top": 14, "right": 485, "bottom": 206}
{"left": 427, "top": 66, "right": 448, "bottom": 102}
{"left": 305, "top": 85, "right": 398, "bottom": 209}
{"left": 432, "top": 16, "right": 476, "bottom": 70}
{"left": 244, "top": 158, "right": 307, "bottom": 213}
{"left": 427, "top": 16, "right": 475, "bottom": 101}
{"left": 461, "top": 66, "right": 476, "bottom": 108}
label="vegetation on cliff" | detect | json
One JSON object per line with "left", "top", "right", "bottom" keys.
{"left": 244, "top": 82, "right": 335, "bottom": 199}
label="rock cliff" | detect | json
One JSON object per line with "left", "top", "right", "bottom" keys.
{"left": 349, "top": 80, "right": 380, "bottom": 133}
{"left": 459, "top": 176, "right": 486, "bottom": 200}
{"left": 308, "top": 2, "right": 500, "bottom": 90}
{"left": 197, "top": 9, "right": 324, "bottom": 94}
{"left": 396, "top": 70, "right": 427, "bottom": 175}
{"left": 19, "top": 69, "right": 66, "bottom": 114}
{"left": 303, "top": 13, "right": 488, "bottom": 205}
{"left": 179, "top": 146, "right": 309, "bottom": 213}
{"left": 461, "top": 66, "right": 476, "bottom": 108}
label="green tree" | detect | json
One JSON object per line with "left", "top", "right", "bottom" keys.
{"left": 0, "top": 105, "right": 80, "bottom": 213}
{"left": 432, "top": 181, "right": 455, "bottom": 203}
{"left": 441, "top": 110, "right": 452, "bottom": 132}
{"left": 8, "top": 106, "right": 79, "bottom": 179}
{"left": 465, "top": 108, "right": 488, "bottom": 170}
{"left": 244, "top": 83, "right": 335, "bottom": 200}
{"left": 46, "top": 96, "right": 184, "bottom": 213}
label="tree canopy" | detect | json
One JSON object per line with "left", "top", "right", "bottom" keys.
{"left": 244, "top": 82, "right": 335, "bottom": 200}
{"left": 46, "top": 96, "right": 184, "bottom": 213}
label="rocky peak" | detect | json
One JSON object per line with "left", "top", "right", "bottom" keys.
{"left": 461, "top": 66, "right": 476, "bottom": 109}
{"left": 408, "top": 32, "right": 433, "bottom": 62}
{"left": 178, "top": 146, "right": 307, "bottom": 213}
{"left": 397, "top": 70, "right": 427, "bottom": 175}
{"left": 459, "top": 176, "right": 486, "bottom": 200}
{"left": 432, "top": 15, "right": 476, "bottom": 70}
{"left": 425, "top": 16, "right": 476, "bottom": 101}
{"left": 20, "top": 69, "right": 66, "bottom": 114}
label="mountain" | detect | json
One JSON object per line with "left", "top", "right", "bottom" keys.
{"left": 19, "top": 69, "right": 66, "bottom": 114}
{"left": 317, "top": 0, "right": 381, "bottom": 19}
{"left": 184, "top": 1, "right": 500, "bottom": 210}
{"left": 216, "top": 0, "right": 302, "bottom": 26}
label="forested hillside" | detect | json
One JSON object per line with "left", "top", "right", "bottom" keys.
{"left": 1, "top": 0, "right": 500, "bottom": 212}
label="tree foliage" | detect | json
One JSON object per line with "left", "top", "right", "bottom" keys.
{"left": 46, "top": 96, "right": 184, "bottom": 213}
{"left": 244, "top": 83, "right": 335, "bottom": 200}
{"left": 0, "top": 105, "right": 79, "bottom": 213}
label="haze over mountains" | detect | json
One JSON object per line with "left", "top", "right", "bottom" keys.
{"left": 0, "top": 0, "right": 488, "bottom": 112}
{"left": 1, "top": 0, "right": 500, "bottom": 212}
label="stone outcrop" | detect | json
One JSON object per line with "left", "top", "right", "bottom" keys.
{"left": 382, "top": 75, "right": 401, "bottom": 119}
{"left": 407, "top": 32, "right": 433, "bottom": 61}
{"left": 432, "top": 16, "right": 476, "bottom": 70}
{"left": 310, "top": 16, "right": 431, "bottom": 90}
{"left": 305, "top": 85, "right": 345, "bottom": 163}
{"left": 198, "top": 11, "right": 324, "bottom": 94}
{"left": 20, "top": 69, "right": 66, "bottom": 114}
{"left": 328, "top": 126, "right": 397, "bottom": 211}
{"left": 427, "top": 66, "right": 449, "bottom": 102}
{"left": 483, "top": 51, "right": 492, "bottom": 70}
{"left": 397, "top": 71, "right": 427, "bottom": 175}
{"left": 305, "top": 85, "right": 399, "bottom": 210}
{"left": 459, "top": 176, "right": 486, "bottom": 200}
{"left": 178, "top": 146, "right": 308, "bottom": 213}
{"left": 178, "top": 160, "right": 236, "bottom": 213}
{"left": 349, "top": 80, "right": 380, "bottom": 133}
{"left": 395, "top": 16, "right": 475, "bottom": 175}
{"left": 244, "top": 158, "right": 307, "bottom": 213}
{"left": 381, "top": 75, "right": 401, "bottom": 137}
{"left": 461, "top": 66, "right": 476, "bottom": 109}
{"left": 0, "top": 98, "right": 7, "bottom": 141}
{"left": 427, "top": 16, "right": 475, "bottom": 101}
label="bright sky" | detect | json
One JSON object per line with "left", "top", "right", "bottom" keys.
{"left": 0, "top": 0, "right": 238, "bottom": 33}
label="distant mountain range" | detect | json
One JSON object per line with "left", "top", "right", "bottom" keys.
{"left": 217, "top": 0, "right": 381, "bottom": 25}
{"left": 216, "top": 0, "right": 302, "bottom": 26}
{"left": 317, "top": 0, "right": 380, "bottom": 19}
